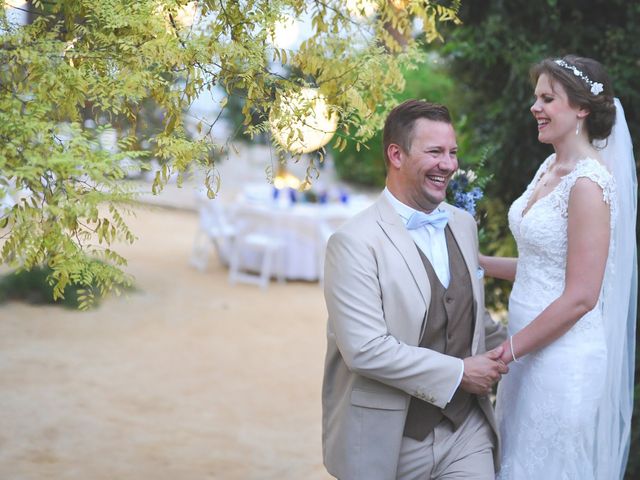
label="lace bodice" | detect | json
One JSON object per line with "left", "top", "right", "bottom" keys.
{"left": 508, "top": 155, "right": 616, "bottom": 311}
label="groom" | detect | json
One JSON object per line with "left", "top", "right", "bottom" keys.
{"left": 322, "top": 100, "right": 507, "bottom": 480}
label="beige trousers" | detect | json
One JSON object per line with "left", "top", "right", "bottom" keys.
{"left": 396, "top": 406, "right": 495, "bottom": 480}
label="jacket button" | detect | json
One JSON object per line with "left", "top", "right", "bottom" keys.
{"left": 445, "top": 297, "right": 453, "bottom": 304}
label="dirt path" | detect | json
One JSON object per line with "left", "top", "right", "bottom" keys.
{"left": 0, "top": 205, "right": 332, "bottom": 480}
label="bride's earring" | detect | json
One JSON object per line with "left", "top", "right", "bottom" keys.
{"left": 576, "top": 119, "right": 581, "bottom": 136}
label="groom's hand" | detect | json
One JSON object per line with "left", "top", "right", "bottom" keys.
{"left": 460, "top": 347, "right": 509, "bottom": 396}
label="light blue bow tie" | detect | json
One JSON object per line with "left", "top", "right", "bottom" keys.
{"left": 406, "top": 210, "right": 449, "bottom": 230}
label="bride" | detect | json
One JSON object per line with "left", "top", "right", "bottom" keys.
{"left": 480, "top": 55, "right": 637, "bottom": 479}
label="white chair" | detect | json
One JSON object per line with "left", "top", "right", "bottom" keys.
{"left": 227, "top": 207, "right": 290, "bottom": 289}
{"left": 228, "top": 229, "right": 287, "bottom": 289}
{"left": 189, "top": 195, "right": 238, "bottom": 271}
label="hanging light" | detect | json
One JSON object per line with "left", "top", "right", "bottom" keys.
{"left": 269, "top": 87, "right": 338, "bottom": 154}
{"left": 273, "top": 169, "right": 301, "bottom": 190}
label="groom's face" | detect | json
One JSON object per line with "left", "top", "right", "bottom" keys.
{"left": 394, "top": 118, "right": 458, "bottom": 213}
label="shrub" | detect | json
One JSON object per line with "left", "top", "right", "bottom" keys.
{"left": 0, "top": 265, "right": 106, "bottom": 309}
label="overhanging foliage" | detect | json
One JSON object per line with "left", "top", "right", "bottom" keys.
{"left": 0, "top": 0, "right": 460, "bottom": 308}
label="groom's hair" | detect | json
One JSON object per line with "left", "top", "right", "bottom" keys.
{"left": 382, "top": 99, "right": 452, "bottom": 168}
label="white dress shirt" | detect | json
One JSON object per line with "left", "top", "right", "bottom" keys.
{"left": 383, "top": 187, "right": 464, "bottom": 402}
{"left": 383, "top": 188, "right": 450, "bottom": 287}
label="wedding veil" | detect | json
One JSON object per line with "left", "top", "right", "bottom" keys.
{"left": 594, "top": 98, "right": 638, "bottom": 479}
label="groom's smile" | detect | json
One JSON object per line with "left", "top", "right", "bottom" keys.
{"left": 401, "top": 118, "right": 458, "bottom": 212}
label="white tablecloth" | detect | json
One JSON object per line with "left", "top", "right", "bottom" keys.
{"left": 231, "top": 194, "right": 371, "bottom": 281}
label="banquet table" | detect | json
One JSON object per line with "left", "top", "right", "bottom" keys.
{"left": 229, "top": 188, "right": 372, "bottom": 281}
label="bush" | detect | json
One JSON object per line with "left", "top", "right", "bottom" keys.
{"left": 0, "top": 265, "right": 103, "bottom": 309}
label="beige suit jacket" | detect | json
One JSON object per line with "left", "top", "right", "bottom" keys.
{"left": 322, "top": 194, "right": 505, "bottom": 480}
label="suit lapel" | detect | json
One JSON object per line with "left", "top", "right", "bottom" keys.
{"left": 375, "top": 195, "right": 430, "bottom": 307}
{"left": 444, "top": 205, "right": 482, "bottom": 354}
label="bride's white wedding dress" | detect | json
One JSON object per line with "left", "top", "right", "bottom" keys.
{"left": 495, "top": 155, "right": 616, "bottom": 480}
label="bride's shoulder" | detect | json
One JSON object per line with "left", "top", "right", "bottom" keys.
{"left": 572, "top": 157, "right": 614, "bottom": 184}
{"left": 567, "top": 157, "right": 616, "bottom": 206}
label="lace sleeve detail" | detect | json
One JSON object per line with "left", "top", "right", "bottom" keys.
{"left": 556, "top": 158, "right": 617, "bottom": 220}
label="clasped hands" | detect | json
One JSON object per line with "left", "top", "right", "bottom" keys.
{"left": 460, "top": 346, "right": 509, "bottom": 396}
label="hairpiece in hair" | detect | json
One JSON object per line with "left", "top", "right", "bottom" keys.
{"left": 554, "top": 59, "right": 604, "bottom": 95}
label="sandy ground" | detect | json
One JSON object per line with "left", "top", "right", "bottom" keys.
{"left": 0, "top": 203, "right": 333, "bottom": 480}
